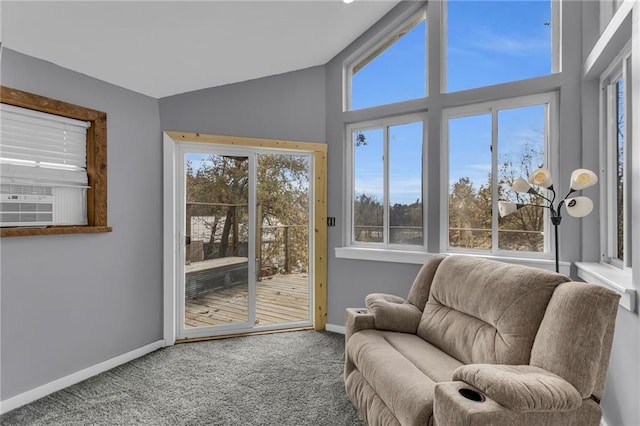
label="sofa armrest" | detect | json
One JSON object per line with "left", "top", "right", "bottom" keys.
{"left": 344, "top": 308, "right": 376, "bottom": 379}
{"left": 365, "top": 292, "right": 407, "bottom": 306}
{"left": 433, "top": 377, "right": 589, "bottom": 426}
{"left": 434, "top": 381, "right": 512, "bottom": 426}
{"left": 452, "top": 364, "right": 582, "bottom": 411}
{"left": 364, "top": 293, "right": 422, "bottom": 334}
{"left": 345, "top": 308, "right": 375, "bottom": 343}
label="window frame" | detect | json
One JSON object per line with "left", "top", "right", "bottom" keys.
{"left": 337, "top": 0, "right": 571, "bottom": 270}
{"left": 343, "top": 5, "right": 427, "bottom": 112}
{"left": 599, "top": 0, "right": 625, "bottom": 35}
{"left": 440, "top": 91, "right": 559, "bottom": 258}
{"left": 600, "top": 47, "right": 632, "bottom": 269}
{"left": 0, "top": 86, "right": 111, "bottom": 237}
{"left": 345, "top": 112, "right": 427, "bottom": 251}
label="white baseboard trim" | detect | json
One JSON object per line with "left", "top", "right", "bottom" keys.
{"left": 0, "top": 339, "right": 166, "bottom": 415}
{"left": 325, "top": 323, "right": 345, "bottom": 334}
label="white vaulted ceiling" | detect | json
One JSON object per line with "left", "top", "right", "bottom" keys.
{"left": 0, "top": 1, "right": 400, "bottom": 98}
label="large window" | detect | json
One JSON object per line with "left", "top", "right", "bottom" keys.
{"left": 348, "top": 115, "right": 424, "bottom": 247}
{"left": 340, "top": 0, "right": 562, "bottom": 262}
{"left": 445, "top": 0, "right": 556, "bottom": 93}
{"left": 602, "top": 52, "right": 632, "bottom": 268}
{"left": 346, "top": 9, "right": 426, "bottom": 111}
{"left": 443, "top": 93, "right": 556, "bottom": 255}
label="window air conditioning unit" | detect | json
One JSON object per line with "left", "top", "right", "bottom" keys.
{"left": 0, "top": 184, "right": 55, "bottom": 227}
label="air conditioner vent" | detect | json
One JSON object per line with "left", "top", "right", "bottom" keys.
{"left": 0, "top": 184, "right": 54, "bottom": 196}
{"left": 0, "top": 185, "right": 55, "bottom": 227}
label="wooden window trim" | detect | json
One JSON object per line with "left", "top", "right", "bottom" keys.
{"left": 0, "top": 86, "right": 112, "bottom": 237}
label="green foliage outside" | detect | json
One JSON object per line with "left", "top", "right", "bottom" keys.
{"left": 186, "top": 154, "right": 310, "bottom": 274}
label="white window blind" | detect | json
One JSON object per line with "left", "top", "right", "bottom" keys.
{"left": 0, "top": 103, "right": 90, "bottom": 186}
{"left": 0, "top": 103, "right": 91, "bottom": 227}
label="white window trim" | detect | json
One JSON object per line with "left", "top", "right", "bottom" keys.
{"left": 440, "top": 91, "right": 559, "bottom": 259}
{"left": 599, "top": 44, "right": 632, "bottom": 269}
{"left": 576, "top": 10, "right": 636, "bottom": 314}
{"left": 600, "top": 0, "right": 615, "bottom": 35}
{"left": 344, "top": 112, "right": 427, "bottom": 251}
{"left": 552, "top": 0, "right": 561, "bottom": 73}
{"left": 599, "top": 0, "right": 626, "bottom": 35}
{"left": 343, "top": 5, "right": 427, "bottom": 112}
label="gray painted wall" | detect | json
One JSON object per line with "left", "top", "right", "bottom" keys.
{"left": 602, "top": 310, "right": 640, "bottom": 425}
{"left": 0, "top": 49, "right": 163, "bottom": 400}
{"left": 159, "top": 66, "right": 326, "bottom": 143}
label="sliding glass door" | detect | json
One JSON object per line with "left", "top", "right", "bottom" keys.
{"left": 176, "top": 145, "right": 312, "bottom": 339}
{"left": 255, "top": 153, "right": 311, "bottom": 326}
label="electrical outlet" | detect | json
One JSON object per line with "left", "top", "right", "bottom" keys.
{"left": 327, "top": 217, "right": 336, "bottom": 227}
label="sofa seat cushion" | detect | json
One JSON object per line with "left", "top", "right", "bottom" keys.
{"left": 347, "top": 330, "right": 464, "bottom": 425}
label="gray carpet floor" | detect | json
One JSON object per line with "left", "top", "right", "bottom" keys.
{"left": 1, "top": 331, "right": 365, "bottom": 426}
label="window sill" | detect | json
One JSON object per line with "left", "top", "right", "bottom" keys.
{"left": 335, "top": 246, "right": 571, "bottom": 274}
{"left": 1, "top": 226, "right": 113, "bottom": 238}
{"left": 575, "top": 262, "right": 636, "bottom": 312}
{"left": 335, "top": 247, "right": 432, "bottom": 265}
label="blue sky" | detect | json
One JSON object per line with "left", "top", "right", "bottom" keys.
{"left": 450, "top": 104, "right": 545, "bottom": 190}
{"left": 353, "top": 122, "right": 423, "bottom": 206}
{"left": 353, "top": 0, "right": 551, "bottom": 204}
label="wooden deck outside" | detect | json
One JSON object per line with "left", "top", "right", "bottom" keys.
{"left": 184, "top": 273, "right": 310, "bottom": 328}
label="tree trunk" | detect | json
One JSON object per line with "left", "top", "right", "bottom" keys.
{"left": 218, "top": 207, "right": 234, "bottom": 258}
{"left": 206, "top": 217, "right": 219, "bottom": 259}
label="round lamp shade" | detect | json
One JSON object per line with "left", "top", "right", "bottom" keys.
{"left": 498, "top": 201, "right": 518, "bottom": 217}
{"left": 570, "top": 169, "right": 598, "bottom": 191}
{"left": 528, "top": 168, "right": 553, "bottom": 188}
{"left": 512, "top": 177, "right": 531, "bottom": 193}
{"left": 565, "top": 196, "right": 594, "bottom": 217}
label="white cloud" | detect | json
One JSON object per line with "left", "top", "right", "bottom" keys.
{"left": 469, "top": 163, "right": 492, "bottom": 172}
{"left": 465, "top": 27, "right": 549, "bottom": 57}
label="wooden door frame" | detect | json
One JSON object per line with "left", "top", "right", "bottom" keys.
{"left": 163, "top": 131, "right": 327, "bottom": 345}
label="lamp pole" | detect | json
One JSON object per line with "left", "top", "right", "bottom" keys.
{"left": 550, "top": 215, "right": 561, "bottom": 273}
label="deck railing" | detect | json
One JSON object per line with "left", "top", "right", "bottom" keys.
{"left": 185, "top": 202, "right": 309, "bottom": 276}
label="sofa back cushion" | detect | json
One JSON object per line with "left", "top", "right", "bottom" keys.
{"left": 417, "top": 256, "right": 570, "bottom": 365}
{"left": 407, "top": 255, "right": 446, "bottom": 310}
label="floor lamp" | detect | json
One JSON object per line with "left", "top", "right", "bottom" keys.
{"left": 498, "top": 168, "right": 598, "bottom": 273}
